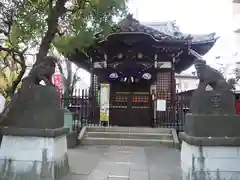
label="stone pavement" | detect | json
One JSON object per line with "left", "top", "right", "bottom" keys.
{"left": 66, "top": 145, "right": 182, "bottom": 180}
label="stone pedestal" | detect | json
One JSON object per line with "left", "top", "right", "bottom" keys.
{"left": 63, "top": 109, "right": 77, "bottom": 148}
{"left": 64, "top": 109, "right": 73, "bottom": 132}
{"left": 180, "top": 113, "right": 240, "bottom": 180}
{"left": 0, "top": 127, "right": 70, "bottom": 180}
{"left": 184, "top": 114, "right": 240, "bottom": 137}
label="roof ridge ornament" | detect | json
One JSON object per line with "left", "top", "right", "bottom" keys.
{"left": 126, "top": 13, "right": 134, "bottom": 20}
{"left": 118, "top": 13, "right": 140, "bottom": 31}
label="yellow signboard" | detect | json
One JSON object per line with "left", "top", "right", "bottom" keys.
{"left": 100, "top": 84, "right": 110, "bottom": 122}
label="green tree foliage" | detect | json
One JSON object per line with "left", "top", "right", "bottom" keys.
{"left": 0, "top": 48, "right": 26, "bottom": 100}
{"left": 52, "top": 0, "right": 128, "bottom": 55}
{"left": 0, "top": 51, "right": 22, "bottom": 103}
{"left": 0, "top": 0, "right": 128, "bottom": 101}
{"left": 0, "top": 69, "right": 21, "bottom": 103}
{"left": 0, "top": 0, "right": 128, "bottom": 63}
{"left": 0, "top": 1, "right": 27, "bottom": 100}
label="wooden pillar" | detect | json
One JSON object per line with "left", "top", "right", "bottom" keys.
{"left": 171, "top": 62, "right": 177, "bottom": 130}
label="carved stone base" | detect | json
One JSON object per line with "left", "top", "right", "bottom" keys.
{"left": 180, "top": 133, "right": 240, "bottom": 180}
{"left": 190, "top": 88, "right": 236, "bottom": 115}
{"left": 184, "top": 114, "right": 240, "bottom": 137}
{"left": 0, "top": 127, "right": 69, "bottom": 180}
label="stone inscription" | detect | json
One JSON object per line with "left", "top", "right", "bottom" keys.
{"left": 211, "top": 94, "right": 221, "bottom": 114}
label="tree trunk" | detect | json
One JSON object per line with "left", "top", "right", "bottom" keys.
{"left": 34, "top": 0, "right": 68, "bottom": 66}
{"left": 65, "top": 60, "right": 72, "bottom": 88}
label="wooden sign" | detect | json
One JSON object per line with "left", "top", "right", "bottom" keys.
{"left": 155, "top": 61, "right": 172, "bottom": 69}
{"left": 94, "top": 61, "right": 107, "bottom": 68}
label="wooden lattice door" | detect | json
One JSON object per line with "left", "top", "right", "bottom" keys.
{"left": 110, "top": 84, "right": 152, "bottom": 126}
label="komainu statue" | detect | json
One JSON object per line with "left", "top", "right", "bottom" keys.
{"left": 22, "top": 55, "right": 57, "bottom": 87}
{"left": 189, "top": 49, "right": 236, "bottom": 115}
{"left": 194, "top": 59, "right": 235, "bottom": 91}
{"left": 182, "top": 49, "right": 240, "bottom": 138}
{"left": 0, "top": 56, "right": 64, "bottom": 129}
{"left": 190, "top": 49, "right": 236, "bottom": 92}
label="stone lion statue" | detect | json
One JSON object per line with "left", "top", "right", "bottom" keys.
{"left": 22, "top": 55, "right": 58, "bottom": 86}
{"left": 190, "top": 49, "right": 235, "bottom": 91}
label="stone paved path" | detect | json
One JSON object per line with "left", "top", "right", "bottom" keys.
{"left": 66, "top": 145, "right": 181, "bottom": 180}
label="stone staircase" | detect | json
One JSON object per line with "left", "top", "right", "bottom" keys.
{"left": 79, "top": 126, "right": 180, "bottom": 148}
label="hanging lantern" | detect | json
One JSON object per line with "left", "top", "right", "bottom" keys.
{"left": 137, "top": 53, "right": 143, "bottom": 59}
{"left": 117, "top": 53, "right": 123, "bottom": 59}
{"left": 104, "top": 54, "right": 107, "bottom": 60}
{"left": 130, "top": 77, "right": 134, "bottom": 83}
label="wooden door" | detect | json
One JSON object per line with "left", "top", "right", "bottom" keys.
{"left": 129, "top": 93, "right": 152, "bottom": 126}
{"left": 110, "top": 87, "right": 152, "bottom": 126}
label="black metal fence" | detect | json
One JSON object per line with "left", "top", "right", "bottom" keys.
{"left": 153, "top": 90, "right": 190, "bottom": 132}
{"left": 62, "top": 89, "right": 191, "bottom": 134}
{"left": 61, "top": 89, "right": 92, "bottom": 134}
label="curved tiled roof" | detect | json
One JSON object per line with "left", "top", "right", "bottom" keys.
{"left": 68, "top": 14, "right": 218, "bottom": 73}
{"left": 142, "top": 21, "right": 217, "bottom": 44}
{"left": 96, "top": 14, "right": 218, "bottom": 45}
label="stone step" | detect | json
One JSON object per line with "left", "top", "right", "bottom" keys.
{"left": 82, "top": 137, "right": 174, "bottom": 147}
{"left": 86, "top": 126, "right": 172, "bottom": 134}
{"left": 85, "top": 131, "right": 172, "bottom": 140}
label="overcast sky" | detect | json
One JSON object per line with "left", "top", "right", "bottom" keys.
{"left": 129, "top": 0, "right": 233, "bottom": 34}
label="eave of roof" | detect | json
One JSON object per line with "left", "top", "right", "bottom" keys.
{"left": 67, "top": 14, "right": 218, "bottom": 73}
{"left": 94, "top": 14, "right": 218, "bottom": 45}
{"left": 235, "top": 28, "right": 240, "bottom": 33}
{"left": 174, "top": 39, "right": 217, "bottom": 73}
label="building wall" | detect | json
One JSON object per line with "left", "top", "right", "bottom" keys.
{"left": 233, "top": 0, "right": 240, "bottom": 33}
{"left": 233, "top": 0, "right": 240, "bottom": 46}
{"left": 175, "top": 74, "right": 199, "bottom": 92}
{"left": 143, "top": 21, "right": 180, "bottom": 37}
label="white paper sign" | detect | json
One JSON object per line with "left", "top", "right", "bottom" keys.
{"left": 157, "top": 99, "right": 166, "bottom": 111}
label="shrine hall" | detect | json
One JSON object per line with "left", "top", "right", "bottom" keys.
{"left": 67, "top": 15, "right": 218, "bottom": 128}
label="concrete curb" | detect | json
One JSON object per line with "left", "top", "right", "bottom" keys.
{"left": 171, "top": 128, "right": 180, "bottom": 149}
{"left": 78, "top": 126, "right": 87, "bottom": 143}
{"left": 67, "top": 131, "right": 77, "bottom": 149}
